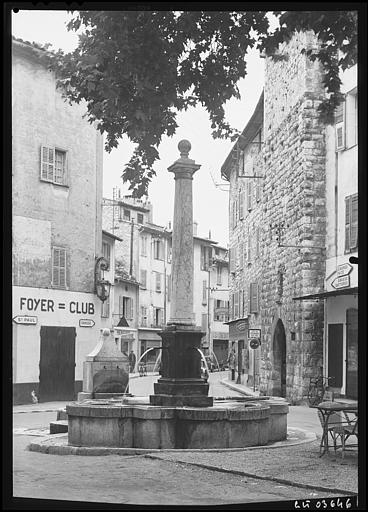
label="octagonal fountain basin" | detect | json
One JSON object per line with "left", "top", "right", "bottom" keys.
{"left": 66, "top": 397, "right": 289, "bottom": 450}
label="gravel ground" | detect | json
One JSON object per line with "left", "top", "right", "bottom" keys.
{"left": 147, "top": 439, "right": 358, "bottom": 494}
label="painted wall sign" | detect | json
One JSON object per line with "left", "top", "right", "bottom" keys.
{"left": 331, "top": 275, "right": 350, "bottom": 289}
{"left": 249, "top": 338, "right": 260, "bottom": 349}
{"left": 248, "top": 329, "right": 261, "bottom": 339}
{"left": 19, "top": 297, "right": 95, "bottom": 315}
{"left": 337, "top": 263, "right": 353, "bottom": 277}
{"left": 79, "top": 319, "right": 95, "bottom": 328}
{"left": 13, "top": 315, "right": 38, "bottom": 325}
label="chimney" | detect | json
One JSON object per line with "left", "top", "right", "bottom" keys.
{"left": 193, "top": 221, "right": 198, "bottom": 236}
{"left": 168, "top": 221, "right": 172, "bottom": 231}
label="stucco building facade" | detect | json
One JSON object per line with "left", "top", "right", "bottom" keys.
{"left": 12, "top": 39, "right": 105, "bottom": 404}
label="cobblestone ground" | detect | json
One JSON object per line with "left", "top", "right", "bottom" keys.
{"left": 12, "top": 435, "right": 354, "bottom": 507}
{"left": 149, "top": 439, "right": 358, "bottom": 494}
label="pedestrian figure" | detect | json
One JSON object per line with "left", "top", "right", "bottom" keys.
{"left": 227, "top": 347, "right": 236, "bottom": 381}
{"left": 129, "top": 350, "right": 136, "bottom": 373}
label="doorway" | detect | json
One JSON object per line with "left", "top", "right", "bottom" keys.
{"left": 39, "top": 326, "right": 76, "bottom": 402}
{"left": 327, "top": 324, "right": 343, "bottom": 388}
{"left": 346, "top": 308, "right": 358, "bottom": 399}
{"left": 273, "top": 319, "right": 286, "bottom": 397}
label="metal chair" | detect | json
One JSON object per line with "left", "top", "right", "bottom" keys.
{"left": 332, "top": 416, "right": 358, "bottom": 459}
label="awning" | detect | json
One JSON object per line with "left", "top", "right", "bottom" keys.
{"left": 293, "top": 287, "right": 358, "bottom": 301}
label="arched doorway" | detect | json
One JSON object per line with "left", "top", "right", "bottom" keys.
{"left": 273, "top": 319, "right": 287, "bottom": 397}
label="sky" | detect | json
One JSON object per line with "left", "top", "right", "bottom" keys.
{"left": 12, "top": 8, "right": 265, "bottom": 247}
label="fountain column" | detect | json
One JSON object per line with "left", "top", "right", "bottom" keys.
{"left": 150, "top": 140, "right": 213, "bottom": 407}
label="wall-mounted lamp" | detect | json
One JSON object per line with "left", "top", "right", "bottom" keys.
{"left": 95, "top": 256, "right": 111, "bottom": 302}
{"left": 270, "top": 221, "right": 324, "bottom": 250}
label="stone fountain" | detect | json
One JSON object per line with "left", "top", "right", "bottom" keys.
{"left": 66, "top": 140, "right": 289, "bottom": 449}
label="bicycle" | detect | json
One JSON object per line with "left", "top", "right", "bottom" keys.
{"left": 307, "top": 376, "right": 335, "bottom": 407}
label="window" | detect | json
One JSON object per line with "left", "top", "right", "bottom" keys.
{"left": 335, "top": 101, "right": 345, "bottom": 151}
{"left": 214, "top": 300, "right": 229, "bottom": 322}
{"left": 345, "top": 194, "right": 358, "bottom": 253}
{"left": 140, "top": 306, "right": 148, "bottom": 327}
{"left": 141, "top": 235, "right": 147, "bottom": 256}
{"left": 140, "top": 269, "right": 147, "bottom": 288}
{"left": 52, "top": 247, "right": 67, "bottom": 288}
{"left": 234, "top": 291, "right": 239, "bottom": 319}
{"left": 249, "top": 282, "right": 259, "bottom": 313}
{"left": 123, "top": 209, "right": 131, "bottom": 221}
{"left": 255, "top": 227, "right": 260, "bottom": 258}
{"left": 137, "top": 213, "right": 144, "bottom": 224}
{"left": 119, "top": 296, "right": 134, "bottom": 320}
{"left": 216, "top": 265, "right": 222, "bottom": 286}
{"left": 246, "top": 180, "right": 253, "bottom": 211}
{"left": 153, "top": 239, "right": 164, "bottom": 260}
{"left": 229, "top": 247, "right": 235, "bottom": 274}
{"left": 202, "top": 280, "right": 207, "bottom": 305}
{"left": 153, "top": 307, "right": 163, "bottom": 327}
{"left": 345, "top": 91, "right": 357, "bottom": 148}
{"left": 200, "top": 246, "right": 212, "bottom": 270}
{"left": 167, "top": 275, "right": 171, "bottom": 302}
{"left": 154, "top": 271, "right": 162, "bottom": 292}
{"left": 239, "top": 241, "right": 244, "bottom": 268}
{"left": 201, "top": 313, "right": 208, "bottom": 332}
{"left": 102, "top": 241, "right": 111, "bottom": 267}
{"left": 101, "top": 297, "right": 110, "bottom": 318}
{"left": 247, "top": 225, "right": 252, "bottom": 262}
{"left": 40, "top": 146, "right": 67, "bottom": 186}
{"left": 167, "top": 242, "right": 172, "bottom": 263}
{"left": 239, "top": 189, "right": 244, "bottom": 220}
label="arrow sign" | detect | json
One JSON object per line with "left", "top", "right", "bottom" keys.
{"left": 79, "top": 319, "right": 95, "bottom": 328}
{"left": 337, "top": 263, "right": 353, "bottom": 277}
{"left": 331, "top": 275, "right": 350, "bottom": 289}
{"left": 13, "top": 315, "right": 37, "bottom": 325}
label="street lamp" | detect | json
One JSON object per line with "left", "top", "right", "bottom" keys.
{"left": 95, "top": 256, "right": 111, "bottom": 302}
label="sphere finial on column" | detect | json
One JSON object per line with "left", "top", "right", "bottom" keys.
{"left": 178, "top": 139, "right": 191, "bottom": 158}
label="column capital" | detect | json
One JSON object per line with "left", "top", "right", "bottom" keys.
{"left": 168, "top": 140, "right": 201, "bottom": 178}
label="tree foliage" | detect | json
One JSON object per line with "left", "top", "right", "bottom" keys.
{"left": 41, "top": 10, "right": 357, "bottom": 197}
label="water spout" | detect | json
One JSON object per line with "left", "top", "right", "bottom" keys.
{"left": 196, "top": 347, "right": 210, "bottom": 380}
{"left": 209, "top": 349, "right": 220, "bottom": 372}
{"left": 136, "top": 347, "right": 162, "bottom": 373}
{"left": 152, "top": 350, "right": 162, "bottom": 373}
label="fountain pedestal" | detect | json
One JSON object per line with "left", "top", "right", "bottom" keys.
{"left": 150, "top": 325, "right": 212, "bottom": 407}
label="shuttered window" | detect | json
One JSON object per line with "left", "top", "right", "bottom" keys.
{"left": 243, "top": 289, "right": 248, "bottom": 317}
{"left": 239, "top": 289, "right": 243, "bottom": 318}
{"left": 345, "top": 194, "right": 358, "bottom": 252}
{"left": 335, "top": 101, "right": 345, "bottom": 151}
{"left": 234, "top": 291, "right": 239, "bottom": 319}
{"left": 249, "top": 282, "right": 259, "bottom": 313}
{"left": 119, "top": 296, "right": 134, "bottom": 320}
{"left": 102, "top": 242, "right": 111, "bottom": 267}
{"left": 153, "top": 239, "right": 164, "bottom": 260}
{"left": 101, "top": 297, "right": 110, "bottom": 318}
{"left": 247, "top": 225, "right": 252, "bottom": 262}
{"left": 154, "top": 272, "right": 162, "bottom": 292}
{"left": 141, "top": 235, "right": 147, "bottom": 256}
{"left": 41, "top": 146, "right": 67, "bottom": 185}
{"left": 247, "top": 180, "right": 253, "bottom": 211}
{"left": 229, "top": 247, "right": 235, "bottom": 274}
{"left": 202, "top": 280, "right": 207, "bottom": 305}
{"left": 52, "top": 247, "right": 67, "bottom": 288}
{"left": 140, "top": 269, "right": 147, "bottom": 288}
{"left": 167, "top": 275, "right": 171, "bottom": 302}
{"left": 239, "top": 189, "right": 244, "bottom": 220}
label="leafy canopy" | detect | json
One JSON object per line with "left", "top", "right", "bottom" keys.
{"left": 42, "top": 10, "right": 357, "bottom": 197}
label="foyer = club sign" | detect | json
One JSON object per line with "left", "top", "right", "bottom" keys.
{"left": 19, "top": 297, "right": 95, "bottom": 315}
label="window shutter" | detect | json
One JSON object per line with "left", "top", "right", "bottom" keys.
{"left": 239, "top": 289, "right": 243, "bottom": 318}
{"left": 230, "top": 247, "right": 235, "bottom": 274}
{"left": 335, "top": 101, "right": 345, "bottom": 151}
{"left": 234, "top": 291, "right": 239, "bottom": 318}
{"left": 239, "top": 242, "right": 244, "bottom": 268}
{"left": 239, "top": 190, "right": 244, "bottom": 220}
{"left": 345, "top": 197, "right": 351, "bottom": 252}
{"left": 156, "top": 272, "right": 161, "bottom": 292}
{"left": 256, "top": 178, "right": 261, "bottom": 202}
{"left": 249, "top": 282, "right": 259, "bottom": 313}
{"left": 130, "top": 298, "right": 134, "bottom": 320}
{"left": 247, "top": 180, "right": 253, "bottom": 211}
{"left": 140, "top": 269, "right": 147, "bottom": 288}
{"left": 247, "top": 226, "right": 252, "bottom": 262}
{"left": 243, "top": 289, "right": 247, "bottom": 316}
{"left": 350, "top": 195, "right": 358, "bottom": 249}
{"left": 167, "top": 275, "right": 171, "bottom": 302}
{"left": 41, "top": 146, "right": 55, "bottom": 182}
{"left": 119, "top": 296, "right": 124, "bottom": 317}
{"left": 52, "top": 247, "right": 60, "bottom": 286}
{"left": 59, "top": 249, "right": 66, "bottom": 287}
{"left": 202, "top": 280, "right": 207, "bottom": 304}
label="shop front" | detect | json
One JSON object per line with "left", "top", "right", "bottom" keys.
{"left": 12, "top": 286, "right": 101, "bottom": 404}
{"left": 227, "top": 318, "right": 249, "bottom": 384}
{"left": 138, "top": 329, "right": 162, "bottom": 372}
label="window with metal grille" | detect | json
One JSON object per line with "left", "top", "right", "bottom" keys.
{"left": 52, "top": 247, "right": 67, "bottom": 288}
{"left": 40, "top": 146, "right": 67, "bottom": 185}
{"left": 345, "top": 194, "right": 358, "bottom": 253}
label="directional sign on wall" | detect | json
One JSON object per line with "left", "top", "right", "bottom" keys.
{"left": 331, "top": 275, "right": 350, "bottom": 289}
{"left": 13, "top": 315, "right": 38, "bottom": 325}
{"left": 79, "top": 319, "right": 95, "bottom": 328}
{"left": 336, "top": 263, "right": 353, "bottom": 277}
{"left": 248, "top": 329, "right": 261, "bottom": 339}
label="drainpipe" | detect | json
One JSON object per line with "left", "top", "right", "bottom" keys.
{"left": 130, "top": 219, "right": 134, "bottom": 276}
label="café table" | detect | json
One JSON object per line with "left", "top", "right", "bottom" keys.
{"left": 317, "top": 401, "right": 358, "bottom": 457}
